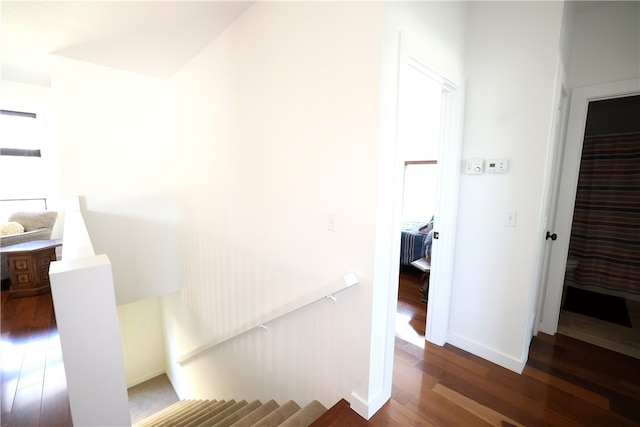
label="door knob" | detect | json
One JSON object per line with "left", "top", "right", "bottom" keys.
{"left": 546, "top": 231, "right": 557, "bottom": 241}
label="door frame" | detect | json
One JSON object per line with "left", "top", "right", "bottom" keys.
{"left": 395, "top": 33, "right": 465, "bottom": 346}
{"left": 368, "top": 31, "right": 465, "bottom": 419}
{"left": 538, "top": 78, "right": 640, "bottom": 335}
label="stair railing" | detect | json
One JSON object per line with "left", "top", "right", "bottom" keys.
{"left": 176, "top": 272, "right": 359, "bottom": 365}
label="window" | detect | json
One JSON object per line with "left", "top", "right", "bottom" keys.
{"left": 0, "top": 109, "right": 42, "bottom": 157}
{"left": 402, "top": 161, "right": 437, "bottom": 222}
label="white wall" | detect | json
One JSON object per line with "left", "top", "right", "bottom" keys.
{"left": 448, "top": 1, "right": 564, "bottom": 372}
{"left": 49, "top": 58, "right": 175, "bottom": 386}
{"left": 50, "top": 57, "right": 179, "bottom": 305}
{"left": 559, "top": 1, "right": 576, "bottom": 77}
{"left": 164, "top": 1, "right": 383, "bottom": 415}
{"left": 118, "top": 297, "right": 166, "bottom": 387}
{"left": 569, "top": 1, "right": 640, "bottom": 88}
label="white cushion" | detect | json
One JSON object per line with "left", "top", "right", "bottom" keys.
{"left": 0, "top": 221, "right": 25, "bottom": 236}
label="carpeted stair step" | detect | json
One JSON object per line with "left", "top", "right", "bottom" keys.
{"left": 212, "top": 399, "right": 262, "bottom": 427}
{"left": 251, "top": 400, "right": 301, "bottom": 427}
{"left": 135, "top": 399, "right": 212, "bottom": 427}
{"left": 195, "top": 400, "right": 248, "bottom": 427}
{"left": 181, "top": 399, "right": 239, "bottom": 426}
{"left": 135, "top": 397, "right": 329, "bottom": 427}
{"left": 229, "top": 399, "right": 280, "bottom": 427}
{"left": 163, "top": 399, "right": 223, "bottom": 425}
{"left": 279, "top": 400, "right": 328, "bottom": 427}
{"left": 133, "top": 399, "right": 195, "bottom": 427}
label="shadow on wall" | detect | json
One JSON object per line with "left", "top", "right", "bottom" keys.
{"left": 78, "top": 195, "right": 180, "bottom": 305}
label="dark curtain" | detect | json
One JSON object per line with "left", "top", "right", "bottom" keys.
{"left": 568, "top": 133, "right": 640, "bottom": 297}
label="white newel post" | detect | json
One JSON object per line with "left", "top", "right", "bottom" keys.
{"left": 50, "top": 255, "right": 131, "bottom": 427}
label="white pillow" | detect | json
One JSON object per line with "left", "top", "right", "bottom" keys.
{"left": 0, "top": 221, "right": 25, "bottom": 236}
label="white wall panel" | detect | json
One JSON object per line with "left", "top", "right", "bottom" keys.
{"left": 50, "top": 57, "right": 179, "bottom": 305}
{"left": 449, "top": 1, "right": 564, "bottom": 371}
{"left": 166, "top": 1, "right": 383, "bottom": 415}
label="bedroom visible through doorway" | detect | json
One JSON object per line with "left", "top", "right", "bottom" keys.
{"left": 395, "top": 58, "right": 442, "bottom": 348}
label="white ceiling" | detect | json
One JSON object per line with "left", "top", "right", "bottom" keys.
{"left": 1, "top": 1, "right": 254, "bottom": 85}
{"left": 2, "top": 1, "right": 618, "bottom": 87}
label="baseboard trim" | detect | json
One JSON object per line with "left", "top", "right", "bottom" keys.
{"left": 126, "top": 369, "right": 167, "bottom": 389}
{"left": 350, "top": 389, "right": 390, "bottom": 420}
{"left": 446, "top": 333, "right": 526, "bottom": 374}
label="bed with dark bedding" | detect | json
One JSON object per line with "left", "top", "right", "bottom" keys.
{"left": 400, "top": 220, "right": 433, "bottom": 266}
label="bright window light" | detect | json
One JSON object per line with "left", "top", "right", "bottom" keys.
{"left": 402, "top": 162, "right": 437, "bottom": 223}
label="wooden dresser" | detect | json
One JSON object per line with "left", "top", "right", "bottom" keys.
{"left": 1, "top": 239, "right": 62, "bottom": 297}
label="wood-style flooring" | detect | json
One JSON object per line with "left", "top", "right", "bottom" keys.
{"left": 364, "top": 268, "right": 640, "bottom": 426}
{"left": 2, "top": 271, "right": 640, "bottom": 426}
{"left": 0, "top": 289, "right": 71, "bottom": 427}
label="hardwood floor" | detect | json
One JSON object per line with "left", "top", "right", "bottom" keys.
{"left": 3, "top": 272, "right": 640, "bottom": 426}
{"left": 365, "top": 268, "right": 640, "bottom": 426}
{"left": 1, "top": 289, "right": 71, "bottom": 427}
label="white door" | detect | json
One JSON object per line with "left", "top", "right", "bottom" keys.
{"left": 533, "top": 81, "right": 568, "bottom": 336}
{"left": 538, "top": 78, "right": 640, "bottom": 335}
{"left": 395, "top": 34, "right": 465, "bottom": 345}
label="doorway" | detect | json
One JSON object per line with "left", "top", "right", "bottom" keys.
{"left": 391, "top": 35, "right": 465, "bottom": 348}
{"left": 394, "top": 61, "right": 441, "bottom": 347}
{"left": 538, "top": 79, "right": 640, "bottom": 358}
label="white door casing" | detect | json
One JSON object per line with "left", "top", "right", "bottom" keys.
{"left": 394, "top": 33, "right": 465, "bottom": 346}
{"left": 372, "top": 32, "right": 465, "bottom": 419}
{"left": 538, "top": 78, "right": 640, "bottom": 335}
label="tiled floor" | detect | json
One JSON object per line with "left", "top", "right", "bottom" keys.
{"left": 558, "top": 292, "right": 640, "bottom": 360}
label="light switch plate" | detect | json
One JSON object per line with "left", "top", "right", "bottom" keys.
{"left": 505, "top": 210, "right": 517, "bottom": 227}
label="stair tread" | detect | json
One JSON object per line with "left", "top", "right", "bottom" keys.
{"left": 229, "top": 400, "right": 279, "bottom": 427}
{"left": 162, "top": 399, "right": 224, "bottom": 426}
{"left": 133, "top": 400, "right": 193, "bottom": 427}
{"left": 135, "top": 400, "right": 213, "bottom": 427}
{"left": 137, "top": 397, "right": 330, "bottom": 427}
{"left": 196, "top": 400, "right": 247, "bottom": 427}
{"left": 181, "top": 400, "right": 236, "bottom": 427}
{"left": 251, "top": 400, "right": 301, "bottom": 427}
{"left": 213, "top": 400, "right": 262, "bottom": 427}
{"left": 280, "top": 400, "right": 328, "bottom": 427}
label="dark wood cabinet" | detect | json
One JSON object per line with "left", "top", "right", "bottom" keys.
{"left": 1, "top": 239, "right": 62, "bottom": 297}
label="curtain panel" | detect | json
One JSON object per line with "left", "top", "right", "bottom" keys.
{"left": 568, "top": 132, "right": 640, "bottom": 297}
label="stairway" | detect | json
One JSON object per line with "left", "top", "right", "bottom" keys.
{"left": 133, "top": 398, "right": 328, "bottom": 427}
